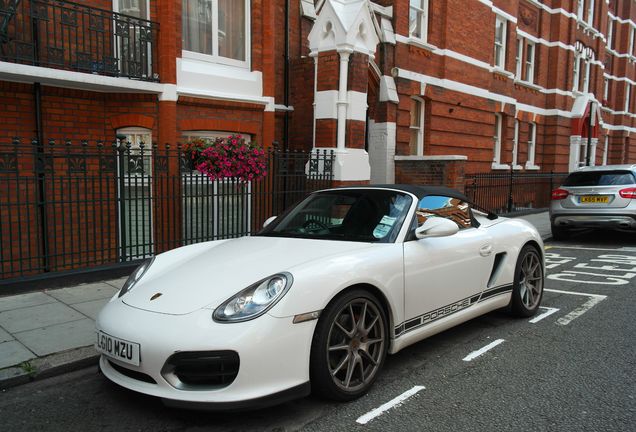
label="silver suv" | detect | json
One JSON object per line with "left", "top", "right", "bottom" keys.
{"left": 549, "top": 164, "right": 636, "bottom": 240}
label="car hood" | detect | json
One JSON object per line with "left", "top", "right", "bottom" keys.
{"left": 122, "top": 236, "right": 375, "bottom": 315}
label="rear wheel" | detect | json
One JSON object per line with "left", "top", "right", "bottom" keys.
{"left": 310, "top": 289, "right": 388, "bottom": 401}
{"left": 510, "top": 245, "right": 544, "bottom": 317}
{"left": 551, "top": 223, "right": 570, "bottom": 241}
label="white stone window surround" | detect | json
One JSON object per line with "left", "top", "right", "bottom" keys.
{"left": 409, "top": 96, "right": 425, "bottom": 156}
{"left": 603, "top": 77, "right": 609, "bottom": 101}
{"left": 494, "top": 15, "right": 507, "bottom": 69}
{"left": 602, "top": 135, "right": 609, "bottom": 165}
{"left": 525, "top": 41, "right": 535, "bottom": 84}
{"left": 607, "top": 18, "right": 614, "bottom": 50}
{"left": 625, "top": 84, "right": 631, "bottom": 113}
{"left": 492, "top": 113, "right": 506, "bottom": 169}
{"left": 512, "top": 118, "right": 521, "bottom": 169}
{"left": 409, "top": 0, "right": 429, "bottom": 43}
{"left": 515, "top": 37, "right": 523, "bottom": 78}
{"left": 183, "top": 130, "right": 252, "bottom": 142}
{"left": 181, "top": 0, "right": 251, "bottom": 69}
{"left": 631, "top": 27, "right": 636, "bottom": 57}
{"left": 526, "top": 122, "right": 539, "bottom": 170}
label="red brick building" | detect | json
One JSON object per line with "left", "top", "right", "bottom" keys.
{"left": 1, "top": 0, "right": 635, "bottom": 185}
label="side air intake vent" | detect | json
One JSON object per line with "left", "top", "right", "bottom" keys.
{"left": 487, "top": 252, "right": 507, "bottom": 288}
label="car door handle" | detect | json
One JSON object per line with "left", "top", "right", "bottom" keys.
{"left": 479, "top": 245, "right": 493, "bottom": 257}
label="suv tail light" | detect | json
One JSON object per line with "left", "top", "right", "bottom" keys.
{"left": 619, "top": 188, "right": 636, "bottom": 199}
{"left": 551, "top": 188, "right": 569, "bottom": 200}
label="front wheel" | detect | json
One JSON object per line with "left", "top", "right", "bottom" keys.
{"left": 310, "top": 289, "right": 388, "bottom": 401}
{"left": 510, "top": 245, "right": 544, "bottom": 317}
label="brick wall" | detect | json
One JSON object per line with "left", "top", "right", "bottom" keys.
{"left": 395, "top": 158, "right": 466, "bottom": 192}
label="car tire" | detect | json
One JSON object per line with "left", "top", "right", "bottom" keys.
{"left": 510, "top": 245, "right": 544, "bottom": 317}
{"left": 310, "top": 289, "right": 388, "bottom": 401}
{"left": 551, "top": 223, "right": 570, "bottom": 241}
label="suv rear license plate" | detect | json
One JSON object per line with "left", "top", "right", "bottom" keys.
{"left": 580, "top": 195, "right": 609, "bottom": 204}
{"left": 96, "top": 331, "right": 140, "bottom": 366}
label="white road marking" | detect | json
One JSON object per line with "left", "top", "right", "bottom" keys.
{"left": 462, "top": 339, "right": 505, "bottom": 362}
{"left": 545, "top": 288, "right": 607, "bottom": 298}
{"left": 529, "top": 307, "right": 560, "bottom": 323}
{"left": 545, "top": 245, "right": 628, "bottom": 252}
{"left": 355, "top": 386, "right": 426, "bottom": 425}
{"left": 543, "top": 289, "right": 608, "bottom": 326}
{"left": 556, "top": 296, "right": 607, "bottom": 326}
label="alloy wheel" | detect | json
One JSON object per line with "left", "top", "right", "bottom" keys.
{"left": 519, "top": 250, "right": 543, "bottom": 310}
{"left": 325, "top": 298, "right": 386, "bottom": 392}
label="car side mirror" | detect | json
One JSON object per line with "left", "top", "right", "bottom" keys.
{"left": 415, "top": 217, "right": 460, "bottom": 239}
{"left": 263, "top": 216, "right": 277, "bottom": 228}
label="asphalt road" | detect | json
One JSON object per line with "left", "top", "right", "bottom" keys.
{"left": 1, "top": 230, "right": 635, "bottom": 431}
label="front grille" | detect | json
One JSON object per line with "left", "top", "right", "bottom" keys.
{"left": 108, "top": 360, "right": 157, "bottom": 384}
{"left": 162, "top": 351, "right": 240, "bottom": 388}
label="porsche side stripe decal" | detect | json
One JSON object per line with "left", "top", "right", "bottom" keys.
{"left": 394, "top": 284, "right": 513, "bottom": 338}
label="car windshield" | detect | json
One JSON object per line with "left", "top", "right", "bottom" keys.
{"left": 257, "top": 189, "right": 413, "bottom": 243}
{"left": 563, "top": 170, "right": 636, "bottom": 187}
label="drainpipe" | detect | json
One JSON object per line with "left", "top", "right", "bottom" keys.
{"left": 284, "top": 0, "right": 290, "bottom": 150}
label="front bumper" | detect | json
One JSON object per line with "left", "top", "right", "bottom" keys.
{"left": 96, "top": 298, "right": 316, "bottom": 406}
{"left": 551, "top": 214, "right": 636, "bottom": 230}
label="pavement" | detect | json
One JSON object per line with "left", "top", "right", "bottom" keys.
{"left": 0, "top": 211, "right": 552, "bottom": 389}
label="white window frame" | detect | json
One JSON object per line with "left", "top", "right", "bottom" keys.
{"left": 586, "top": 0, "right": 594, "bottom": 26}
{"left": 512, "top": 119, "right": 519, "bottom": 168}
{"left": 604, "top": 77, "right": 609, "bottom": 100}
{"left": 602, "top": 135, "right": 609, "bottom": 165}
{"left": 625, "top": 84, "right": 631, "bottom": 113}
{"left": 515, "top": 37, "right": 523, "bottom": 78}
{"left": 493, "top": 113, "right": 502, "bottom": 164}
{"left": 409, "top": 97, "right": 425, "bottom": 156}
{"left": 525, "top": 41, "right": 535, "bottom": 84}
{"left": 573, "top": 54, "right": 581, "bottom": 92}
{"left": 577, "top": 0, "right": 585, "bottom": 22}
{"left": 181, "top": 0, "right": 251, "bottom": 69}
{"left": 526, "top": 122, "right": 537, "bottom": 169}
{"left": 607, "top": 19, "right": 614, "bottom": 50}
{"left": 582, "top": 58, "right": 591, "bottom": 93}
{"left": 409, "top": 0, "right": 429, "bottom": 43}
{"left": 494, "top": 16, "right": 507, "bottom": 69}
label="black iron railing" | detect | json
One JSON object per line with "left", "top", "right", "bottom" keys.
{"left": 465, "top": 169, "right": 569, "bottom": 214}
{"left": 0, "top": 138, "right": 334, "bottom": 281}
{"left": 0, "top": 0, "right": 159, "bottom": 81}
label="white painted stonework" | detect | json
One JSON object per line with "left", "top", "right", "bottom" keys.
{"left": 313, "top": 147, "right": 371, "bottom": 181}
{"left": 346, "top": 91, "right": 369, "bottom": 121}
{"left": 308, "top": 0, "right": 380, "bottom": 58}
{"left": 176, "top": 58, "right": 265, "bottom": 105}
{"left": 368, "top": 121, "right": 396, "bottom": 183}
{"left": 379, "top": 76, "right": 400, "bottom": 103}
{"left": 315, "top": 91, "right": 340, "bottom": 119}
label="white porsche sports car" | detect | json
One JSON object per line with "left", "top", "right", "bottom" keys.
{"left": 96, "top": 185, "right": 544, "bottom": 409}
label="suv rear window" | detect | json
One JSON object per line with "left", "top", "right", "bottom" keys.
{"left": 563, "top": 170, "right": 636, "bottom": 187}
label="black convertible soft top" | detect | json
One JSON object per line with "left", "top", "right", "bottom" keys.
{"left": 330, "top": 184, "right": 498, "bottom": 219}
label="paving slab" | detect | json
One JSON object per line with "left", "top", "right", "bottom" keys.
{"left": 70, "top": 298, "right": 109, "bottom": 320}
{"left": 0, "top": 326, "right": 13, "bottom": 343}
{"left": 46, "top": 283, "right": 118, "bottom": 305}
{"left": 0, "top": 341, "right": 34, "bottom": 369}
{"left": 0, "top": 292, "right": 56, "bottom": 312}
{"left": 105, "top": 277, "right": 127, "bottom": 290}
{"left": 14, "top": 318, "right": 96, "bottom": 357}
{"left": 0, "top": 302, "right": 86, "bottom": 333}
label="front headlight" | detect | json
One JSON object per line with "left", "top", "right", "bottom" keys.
{"left": 213, "top": 272, "right": 293, "bottom": 322}
{"left": 118, "top": 257, "right": 155, "bottom": 298}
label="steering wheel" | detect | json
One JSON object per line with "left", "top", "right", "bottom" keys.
{"left": 302, "top": 219, "right": 329, "bottom": 231}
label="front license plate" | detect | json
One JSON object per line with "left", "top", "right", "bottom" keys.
{"left": 95, "top": 331, "right": 140, "bottom": 366}
{"left": 580, "top": 195, "right": 609, "bottom": 204}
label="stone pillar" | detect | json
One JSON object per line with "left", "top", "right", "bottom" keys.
{"left": 308, "top": 0, "right": 379, "bottom": 184}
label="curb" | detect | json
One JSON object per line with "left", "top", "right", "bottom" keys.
{"left": 0, "top": 346, "right": 99, "bottom": 389}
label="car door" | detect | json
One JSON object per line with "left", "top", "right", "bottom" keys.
{"left": 402, "top": 195, "right": 495, "bottom": 325}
